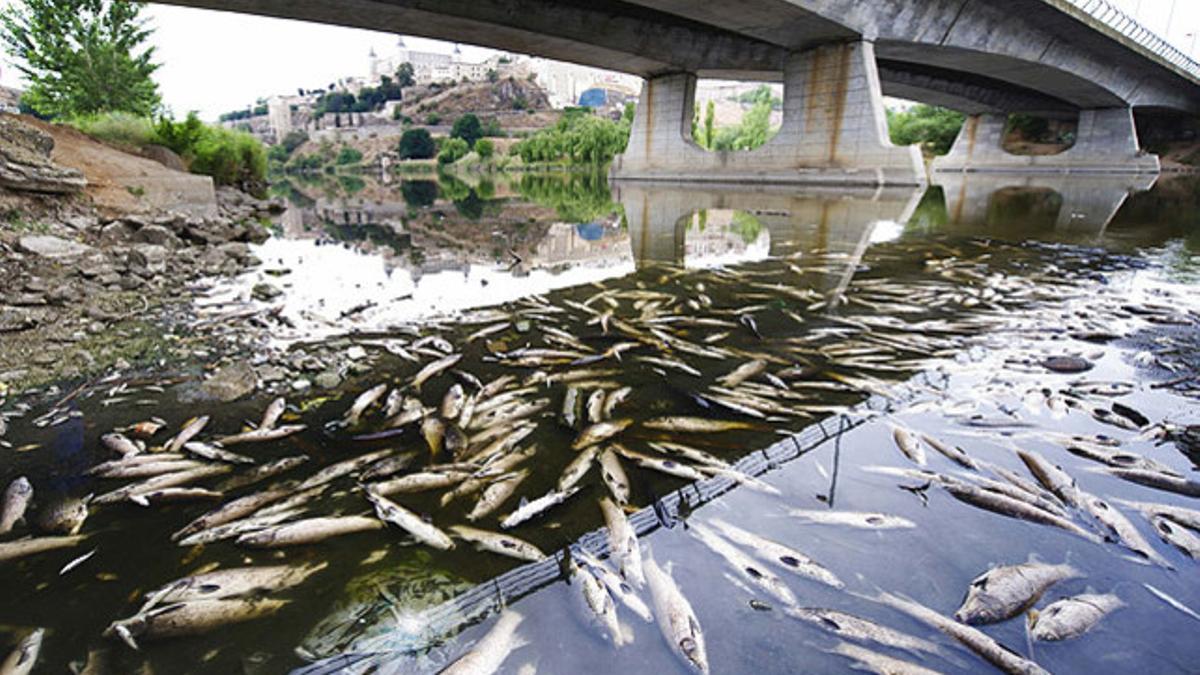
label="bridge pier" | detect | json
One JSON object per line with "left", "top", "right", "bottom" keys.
{"left": 610, "top": 41, "right": 926, "bottom": 187}
{"left": 932, "top": 109, "right": 1160, "bottom": 175}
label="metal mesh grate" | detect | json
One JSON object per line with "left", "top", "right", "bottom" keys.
{"left": 1056, "top": 0, "right": 1200, "bottom": 80}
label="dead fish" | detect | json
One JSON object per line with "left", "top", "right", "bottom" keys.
{"left": 441, "top": 384, "right": 466, "bottom": 420}
{"left": 175, "top": 509, "right": 303, "bottom": 547}
{"left": 215, "top": 424, "right": 306, "bottom": 446}
{"left": 572, "top": 419, "right": 633, "bottom": 450}
{"left": 943, "top": 483, "right": 1101, "bottom": 543}
{"left": 638, "top": 356, "right": 702, "bottom": 377}
{"left": 183, "top": 441, "right": 255, "bottom": 465}
{"left": 345, "top": 384, "right": 388, "bottom": 426}
{"left": 450, "top": 525, "right": 544, "bottom": 563}
{"left": 259, "top": 397, "right": 287, "bottom": 430}
{"left": 172, "top": 483, "right": 296, "bottom": 541}
{"left": 129, "top": 487, "right": 223, "bottom": 507}
{"left": 59, "top": 548, "right": 97, "bottom": 576}
{"left": 105, "top": 597, "right": 287, "bottom": 648}
{"left": 295, "top": 448, "right": 394, "bottom": 491}
{"left": 691, "top": 522, "right": 796, "bottom": 606}
{"left": 439, "top": 610, "right": 525, "bottom": 675}
{"left": 1105, "top": 468, "right": 1200, "bottom": 498}
{"left": 369, "top": 470, "right": 471, "bottom": 496}
{"left": 166, "top": 416, "right": 210, "bottom": 454}
{"left": 566, "top": 550, "right": 628, "bottom": 646}
{"left": 599, "top": 448, "right": 631, "bottom": 506}
{"left": 574, "top": 549, "right": 653, "bottom": 623}
{"left": 1115, "top": 499, "right": 1200, "bottom": 531}
{"left": 787, "top": 509, "right": 916, "bottom": 530}
{"left": 0, "top": 476, "right": 33, "bottom": 534}
{"left": 126, "top": 419, "right": 165, "bottom": 438}
{"left": 642, "top": 417, "right": 754, "bottom": 434}
{"left": 645, "top": 556, "right": 708, "bottom": 674}
{"left": 719, "top": 360, "right": 766, "bottom": 388}
{"left": 827, "top": 641, "right": 942, "bottom": 675}
{"left": 954, "top": 561, "right": 1079, "bottom": 625}
{"left": 875, "top": 592, "right": 1051, "bottom": 675}
{"left": 1151, "top": 516, "right": 1200, "bottom": 559}
{"left": 920, "top": 434, "right": 977, "bottom": 470}
{"left": 558, "top": 448, "right": 598, "bottom": 493}
{"left": 413, "top": 353, "right": 462, "bottom": 391}
{"left": 235, "top": 515, "right": 384, "bottom": 548}
{"left": 615, "top": 447, "right": 707, "bottom": 482}
{"left": 601, "top": 497, "right": 644, "bottom": 587}
{"left": 423, "top": 416, "right": 447, "bottom": 455}
{"left": 708, "top": 518, "right": 842, "bottom": 589}
{"left": 101, "top": 433, "right": 142, "bottom": 457}
{"left": 216, "top": 455, "right": 309, "bottom": 491}
{"left": 89, "top": 459, "right": 208, "bottom": 479}
{"left": 1079, "top": 492, "right": 1172, "bottom": 568}
{"left": 602, "top": 387, "right": 632, "bottom": 419}
{"left": 141, "top": 563, "right": 327, "bottom": 611}
{"left": 0, "top": 627, "right": 43, "bottom": 675}
{"left": 1029, "top": 593, "right": 1123, "bottom": 641}
{"left": 0, "top": 535, "right": 86, "bottom": 562}
{"left": 1065, "top": 444, "right": 1175, "bottom": 474}
{"left": 500, "top": 488, "right": 581, "bottom": 529}
{"left": 360, "top": 452, "right": 420, "bottom": 482}
{"left": 365, "top": 488, "right": 454, "bottom": 550}
{"left": 1017, "top": 449, "right": 1081, "bottom": 507}
{"left": 469, "top": 470, "right": 530, "bottom": 522}
{"left": 93, "top": 465, "right": 232, "bottom": 505}
{"left": 585, "top": 389, "right": 606, "bottom": 424}
{"left": 785, "top": 607, "right": 940, "bottom": 654}
{"left": 891, "top": 426, "right": 926, "bottom": 467}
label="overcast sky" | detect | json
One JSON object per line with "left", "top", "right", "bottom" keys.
{"left": 0, "top": 0, "right": 1197, "bottom": 121}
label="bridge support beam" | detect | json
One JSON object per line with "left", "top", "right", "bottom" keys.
{"left": 932, "top": 109, "right": 1160, "bottom": 175}
{"left": 610, "top": 41, "right": 926, "bottom": 187}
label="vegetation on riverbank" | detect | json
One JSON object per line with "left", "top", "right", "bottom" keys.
{"left": 887, "top": 104, "right": 965, "bottom": 156}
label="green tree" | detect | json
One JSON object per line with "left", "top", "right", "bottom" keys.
{"left": 887, "top": 104, "right": 965, "bottom": 155}
{"left": 394, "top": 62, "right": 415, "bottom": 88}
{"left": 336, "top": 146, "right": 363, "bottom": 165}
{"left": 712, "top": 100, "right": 774, "bottom": 151}
{"left": 474, "top": 138, "right": 495, "bottom": 160}
{"left": 438, "top": 137, "right": 469, "bottom": 164}
{"left": 703, "top": 101, "right": 715, "bottom": 151}
{"left": 451, "top": 113, "right": 483, "bottom": 148}
{"left": 0, "top": 0, "right": 161, "bottom": 118}
{"left": 398, "top": 128, "right": 435, "bottom": 159}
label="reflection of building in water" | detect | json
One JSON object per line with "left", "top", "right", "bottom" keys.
{"left": 682, "top": 210, "right": 770, "bottom": 262}
{"left": 529, "top": 218, "right": 631, "bottom": 268}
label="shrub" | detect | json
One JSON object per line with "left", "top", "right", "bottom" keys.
{"left": 510, "top": 109, "right": 630, "bottom": 164}
{"left": 451, "top": 113, "right": 483, "bottom": 148}
{"left": 398, "top": 128, "right": 436, "bottom": 160}
{"left": 186, "top": 126, "right": 268, "bottom": 194}
{"left": 425, "top": 113, "right": 442, "bottom": 125}
{"left": 438, "top": 137, "right": 469, "bottom": 164}
{"left": 887, "top": 104, "right": 965, "bottom": 155}
{"left": 71, "top": 112, "right": 156, "bottom": 149}
{"left": 336, "top": 146, "right": 364, "bottom": 165}
{"left": 474, "top": 138, "right": 495, "bottom": 160}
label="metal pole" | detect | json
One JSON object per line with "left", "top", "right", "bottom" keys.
{"left": 1166, "top": 0, "right": 1178, "bottom": 39}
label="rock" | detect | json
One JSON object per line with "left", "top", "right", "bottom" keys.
{"left": 7, "top": 292, "right": 47, "bottom": 307}
{"left": 132, "top": 224, "right": 182, "bottom": 248}
{"left": 346, "top": 346, "right": 367, "bottom": 361}
{"left": 99, "top": 221, "right": 137, "bottom": 245}
{"left": 18, "top": 235, "right": 93, "bottom": 259}
{"left": 126, "top": 244, "right": 170, "bottom": 274}
{"left": 314, "top": 370, "right": 343, "bottom": 389}
{"left": 1041, "top": 356, "right": 1094, "bottom": 373}
{"left": 252, "top": 283, "right": 283, "bottom": 302}
{"left": 292, "top": 378, "right": 312, "bottom": 392}
{"left": 139, "top": 144, "right": 188, "bottom": 172}
{"left": 64, "top": 214, "right": 98, "bottom": 231}
{"left": 0, "top": 116, "right": 86, "bottom": 194}
{"left": 258, "top": 364, "right": 288, "bottom": 383}
{"left": 179, "top": 361, "right": 258, "bottom": 403}
{"left": 0, "top": 308, "right": 37, "bottom": 333}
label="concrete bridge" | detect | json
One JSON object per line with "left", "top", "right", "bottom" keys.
{"left": 159, "top": 0, "right": 1200, "bottom": 185}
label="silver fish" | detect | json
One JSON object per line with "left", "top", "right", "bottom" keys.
{"left": 365, "top": 488, "right": 454, "bottom": 550}
{"left": 141, "top": 563, "right": 327, "bottom": 611}
{"left": 943, "top": 483, "right": 1100, "bottom": 542}
{"left": 1080, "top": 492, "right": 1172, "bottom": 568}
{"left": 295, "top": 448, "right": 394, "bottom": 491}
{"left": 920, "top": 434, "right": 977, "bottom": 470}
{"left": 439, "top": 610, "right": 525, "bottom": 675}
{"left": 642, "top": 417, "right": 753, "bottom": 434}
{"left": 236, "top": 515, "right": 384, "bottom": 548}
{"left": 94, "top": 465, "right": 232, "bottom": 505}
{"left": 602, "top": 387, "right": 632, "bottom": 419}
{"left": 1030, "top": 593, "right": 1123, "bottom": 641}
{"left": 708, "top": 518, "right": 842, "bottom": 589}
{"left": 101, "top": 433, "right": 142, "bottom": 457}
{"left": 601, "top": 497, "right": 644, "bottom": 587}
{"left": 875, "top": 592, "right": 1051, "bottom": 675}
{"left": 129, "top": 487, "right": 223, "bottom": 507}
{"left": 175, "top": 509, "right": 303, "bottom": 547}
{"left": 598, "top": 448, "right": 631, "bottom": 506}
{"left": 828, "top": 641, "right": 943, "bottom": 675}
{"left": 345, "top": 384, "right": 388, "bottom": 426}
{"left": 1106, "top": 468, "right": 1200, "bottom": 498}
{"left": 614, "top": 446, "right": 707, "bottom": 482}
{"left": 468, "top": 470, "right": 531, "bottom": 522}
{"left": 259, "top": 397, "right": 287, "bottom": 430}
{"left": 0, "top": 535, "right": 86, "bottom": 562}
{"left": 573, "top": 419, "right": 633, "bottom": 450}
{"left": 369, "top": 470, "right": 470, "bottom": 496}
{"left": 500, "top": 487, "right": 581, "bottom": 529}
{"left": 1017, "top": 449, "right": 1081, "bottom": 507}
{"left": 891, "top": 426, "right": 926, "bottom": 466}
{"left": 718, "top": 360, "right": 766, "bottom": 387}
{"left": 1150, "top": 516, "right": 1200, "bottom": 559}
{"left": 566, "top": 550, "right": 628, "bottom": 646}
{"left": 166, "top": 415, "right": 209, "bottom": 454}
{"left": 449, "top": 525, "right": 544, "bottom": 563}
{"left": 172, "top": 482, "right": 296, "bottom": 541}
{"left": 0, "top": 628, "right": 43, "bottom": 675}
{"left": 787, "top": 509, "right": 916, "bottom": 530}
{"left": 183, "top": 441, "right": 255, "bottom": 465}
{"left": 216, "top": 455, "right": 308, "bottom": 491}
{"left": 414, "top": 353, "right": 462, "bottom": 391}
{"left": 558, "top": 448, "right": 598, "bottom": 493}
{"left": 645, "top": 556, "right": 708, "bottom": 674}
{"left": 691, "top": 522, "right": 796, "bottom": 606}
{"left": 105, "top": 597, "right": 287, "bottom": 647}
{"left": 441, "top": 384, "right": 466, "bottom": 420}
{"left": 954, "top": 561, "right": 1079, "bottom": 625}
{"left": 215, "top": 424, "right": 306, "bottom": 446}
{"left": 574, "top": 548, "right": 653, "bottom": 623}
{"left": 0, "top": 476, "right": 32, "bottom": 534}
{"left": 785, "top": 607, "right": 940, "bottom": 654}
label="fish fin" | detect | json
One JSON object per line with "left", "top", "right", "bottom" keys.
{"left": 129, "top": 494, "right": 149, "bottom": 507}
{"left": 115, "top": 624, "right": 140, "bottom": 651}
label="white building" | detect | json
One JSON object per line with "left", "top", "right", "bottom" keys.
{"left": 369, "top": 38, "right": 505, "bottom": 85}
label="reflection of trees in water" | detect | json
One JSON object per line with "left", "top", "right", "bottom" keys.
{"left": 269, "top": 179, "right": 317, "bottom": 208}
{"left": 986, "top": 188, "right": 1062, "bottom": 230}
{"left": 515, "top": 171, "right": 618, "bottom": 223}
{"left": 401, "top": 180, "right": 438, "bottom": 208}
{"left": 323, "top": 221, "right": 411, "bottom": 255}
{"left": 729, "top": 211, "right": 765, "bottom": 245}
{"left": 338, "top": 175, "right": 366, "bottom": 195}
{"left": 904, "top": 187, "right": 948, "bottom": 232}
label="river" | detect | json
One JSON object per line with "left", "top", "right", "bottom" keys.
{"left": 0, "top": 169, "right": 1198, "bottom": 675}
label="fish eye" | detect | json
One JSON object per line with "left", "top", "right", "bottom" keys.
{"left": 746, "top": 567, "right": 763, "bottom": 578}
{"left": 780, "top": 556, "right": 799, "bottom": 567}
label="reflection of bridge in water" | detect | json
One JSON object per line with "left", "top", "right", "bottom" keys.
{"left": 934, "top": 172, "right": 1159, "bottom": 237}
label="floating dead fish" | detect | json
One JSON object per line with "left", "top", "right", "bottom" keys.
{"left": 645, "top": 556, "right": 708, "bottom": 674}
{"left": 413, "top": 353, "right": 462, "bottom": 391}
{"left": 259, "top": 397, "right": 287, "bottom": 430}
{"left": 827, "top": 641, "right": 942, "bottom": 675}
{"left": 891, "top": 426, "right": 926, "bottom": 466}
{"left": 365, "top": 488, "right": 454, "bottom": 550}
{"left": 0, "top": 476, "right": 33, "bottom": 534}
{"left": 344, "top": 384, "right": 388, "bottom": 426}
{"left": 874, "top": 592, "right": 1050, "bottom": 675}
{"left": 0, "top": 535, "right": 86, "bottom": 562}
{"left": 216, "top": 455, "right": 309, "bottom": 492}
{"left": 614, "top": 447, "right": 707, "bottom": 482}
{"left": 1150, "top": 516, "right": 1200, "bottom": 559}
{"left": 954, "top": 561, "right": 1079, "bottom": 625}
{"left": 441, "top": 384, "right": 466, "bottom": 420}
{"left": 100, "top": 433, "right": 142, "bottom": 457}
{"left": 566, "top": 550, "right": 628, "bottom": 647}
{"left": 94, "top": 465, "right": 231, "bottom": 505}
{"left": 141, "top": 563, "right": 327, "bottom": 611}
{"left": 574, "top": 549, "right": 653, "bottom": 623}
{"left": 943, "top": 483, "right": 1100, "bottom": 543}
{"left": 1115, "top": 499, "right": 1200, "bottom": 532}
{"left": 708, "top": 518, "right": 842, "bottom": 589}
{"left": 439, "top": 610, "right": 524, "bottom": 675}
{"left": 450, "top": 525, "right": 544, "bottom": 563}
{"left": 558, "top": 449, "right": 598, "bottom": 493}
{"left": 784, "top": 607, "right": 940, "bottom": 654}
{"left": 368, "top": 470, "right": 471, "bottom": 496}
{"left": 0, "top": 627, "right": 43, "bottom": 675}
{"left": 469, "top": 470, "right": 530, "bottom": 522}
{"left": 106, "top": 597, "right": 288, "bottom": 648}
{"left": 787, "top": 509, "right": 916, "bottom": 530}
{"left": 691, "top": 522, "right": 796, "bottom": 607}
{"left": 129, "top": 487, "right": 223, "bottom": 507}
{"left": 172, "top": 483, "right": 296, "bottom": 541}
{"left": 718, "top": 360, "right": 766, "bottom": 388}
{"left": 59, "top": 548, "right": 97, "bottom": 575}
{"left": 1105, "top": 468, "right": 1200, "bottom": 498}
{"left": 921, "top": 434, "right": 977, "bottom": 470}
{"left": 1029, "top": 593, "right": 1123, "bottom": 641}
{"left": 500, "top": 488, "right": 581, "bottom": 529}
{"left": 422, "top": 416, "right": 446, "bottom": 455}
{"left": 601, "top": 497, "right": 643, "bottom": 587}
{"left": 215, "top": 424, "right": 306, "bottom": 446}
{"left": 235, "top": 515, "right": 384, "bottom": 548}
{"left": 1079, "top": 492, "right": 1172, "bottom": 568}
{"left": 1017, "top": 449, "right": 1081, "bottom": 507}
{"left": 166, "top": 416, "right": 210, "bottom": 454}
{"left": 642, "top": 417, "right": 754, "bottom": 434}
{"left": 183, "top": 442, "right": 255, "bottom": 466}
{"left": 572, "top": 419, "right": 633, "bottom": 450}
{"left": 295, "top": 448, "right": 394, "bottom": 491}
{"left": 599, "top": 448, "right": 631, "bottom": 506}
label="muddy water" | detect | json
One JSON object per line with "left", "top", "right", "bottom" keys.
{"left": 0, "top": 171, "right": 1198, "bottom": 675}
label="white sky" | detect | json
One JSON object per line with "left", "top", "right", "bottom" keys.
{"left": 0, "top": 0, "right": 1197, "bottom": 121}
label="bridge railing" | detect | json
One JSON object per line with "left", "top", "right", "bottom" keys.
{"left": 1060, "top": 0, "right": 1200, "bottom": 80}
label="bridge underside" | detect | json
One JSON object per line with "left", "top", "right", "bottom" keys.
{"left": 156, "top": 0, "right": 1200, "bottom": 183}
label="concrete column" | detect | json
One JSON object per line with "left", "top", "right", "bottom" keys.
{"left": 610, "top": 41, "right": 926, "bottom": 187}
{"left": 932, "top": 109, "right": 1160, "bottom": 174}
